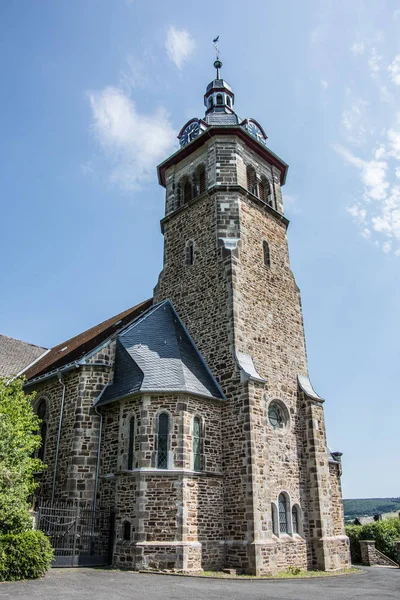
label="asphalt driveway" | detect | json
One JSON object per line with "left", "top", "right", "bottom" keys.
{"left": 0, "top": 566, "right": 399, "bottom": 600}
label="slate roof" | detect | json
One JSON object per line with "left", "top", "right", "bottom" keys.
{"left": 0, "top": 334, "right": 47, "bottom": 378}
{"left": 97, "top": 300, "right": 224, "bottom": 406}
{"left": 204, "top": 112, "right": 240, "bottom": 125}
{"left": 24, "top": 299, "right": 152, "bottom": 382}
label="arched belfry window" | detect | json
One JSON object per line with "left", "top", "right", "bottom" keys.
{"left": 216, "top": 94, "right": 223, "bottom": 105}
{"left": 263, "top": 240, "right": 271, "bottom": 268}
{"left": 157, "top": 413, "right": 169, "bottom": 469}
{"left": 182, "top": 177, "right": 192, "bottom": 204}
{"left": 259, "top": 177, "right": 271, "bottom": 204}
{"left": 278, "top": 493, "right": 288, "bottom": 533}
{"left": 36, "top": 399, "right": 47, "bottom": 461}
{"left": 226, "top": 96, "right": 231, "bottom": 107}
{"left": 127, "top": 416, "right": 135, "bottom": 470}
{"left": 193, "top": 417, "right": 201, "bottom": 472}
{"left": 175, "top": 182, "right": 182, "bottom": 209}
{"left": 246, "top": 166, "right": 258, "bottom": 196}
{"left": 198, "top": 165, "right": 206, "bottom": 195}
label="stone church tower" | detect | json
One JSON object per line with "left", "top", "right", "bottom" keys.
{"left": 22, "top": 56, "right": 350, "bottom": 575}
{"left": 153, "top": 59, "right": 350, "bottom": 574}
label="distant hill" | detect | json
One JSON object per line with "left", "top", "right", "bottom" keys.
{"left": 344, "top": 497, "right": 400, "bottom": 520}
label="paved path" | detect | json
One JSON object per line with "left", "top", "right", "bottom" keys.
{"left": 0, "top": 567, "right": 399, "bottom": 600}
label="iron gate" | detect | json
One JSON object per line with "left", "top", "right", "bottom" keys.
{"left": 36, "top": 501, "right": 114, "bottom": 567}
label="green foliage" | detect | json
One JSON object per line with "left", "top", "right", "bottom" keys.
{"left": 344, "top": 497, "right": 400, "bottom": 519}
{"left": 0, "top": 530, "right": 53, "bottom": 581}
{"left": 346, "top": 518, "right": 400, "bottom": 563}
{"left": 0, "top": 377, "right": 42, "bottom": 534}
{"left": 287, "top": 565, "right": 302, "bottom": 575}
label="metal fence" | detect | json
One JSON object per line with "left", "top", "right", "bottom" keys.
{"left": 36, "top": 500, "right": 114, "bottom": 567}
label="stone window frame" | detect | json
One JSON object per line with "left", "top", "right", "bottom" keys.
{"left": 272, "top": 492, "right": 303, "bottom": 538}
{"left": 193, "top": 163, "right": 207, "bottom": 197}
{"left": 245, "top": 163, "right": 276, "bottom": 209}
{"left": 191, "top": 414, "right": 205, "bottom": 472}
{"left": 265, "top": 397, "right": 291, "bottom": 434}
{"left": 119, "top": 409, "right": 139, "bottom": 471}
{"left": 34, "top": 397, "right": 49, "bottom": 462}
{"left": 184, "top": 239, "right": 196, "bottom": 266}
{"left": 154, "top": 409, "right": 174, "bottom": 470}
{"left": 262, "top": 239, "right": 271, "bottom": 269}
{"left": 122, "top": 520, "right": 131, "bottom": 542}
{"left": 291, "top": 503, "right": 303, "bottom": 536}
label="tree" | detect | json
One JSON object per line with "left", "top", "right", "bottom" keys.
{"left": 0, "top": 377, "right": 42, "bottom": 534}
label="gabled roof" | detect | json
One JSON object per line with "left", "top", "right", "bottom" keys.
{"left": 0, "top": 334, "right": 47, "bottom": 378}
{"left": 96, "top": 300, "right": 225, "bottom": 406}
{"left": 23, "top": 299, "right": 152, "bottom": 381}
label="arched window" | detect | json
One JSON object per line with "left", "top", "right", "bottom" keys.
{"left": 127, "top": 416, "right": 135, "bottom": 470}
{"left": 246, "top": 166, "right": 258, "bottom": 196}
{"left": 36, "top": 399, "right": 47, "bottom": 462}
{"left": 183, "top": 178, "right": 192, "bottom": 203}
{"left": 292, "top": 506, "right": 299, "bottom": 534}
{"left": 226, "top": 96, "right": 231, "bottom": 107}
{"left": 123, "top": 521, "right": 131, "bottom": 541}
{"left": 193, "top": 417, "right": 201, "bottom": 472}
{"left": 157, "top": 413, "right": 169, "bottom": 469}
{"left": 263, "top": 240, "right": 270, "bottom": 268}
{"left": 271, "top": 503, "right": 279, "bottom": 536}
{"left": 278, "top": 493, "right": 288, "bottom": 533}
{"left": 216, "top": 94, "right": 223, "bottom": 105}
{"left": 185, "top": 240, "right": 194, "bottom": 266}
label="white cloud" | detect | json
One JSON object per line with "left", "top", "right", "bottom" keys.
{"left": 387, "top": 127, "right": 400, "bottom": 159}
{"left": 87, "top": 86, "right": 176, "bottom": 191}
{"left": 368, "top": 47, "right": 382, "bottom": 78}
{"left": 350, "top": 41, "right": 365, "bottom": 55}
{"left": 165, "top": 26, "right": 195, "bottom": 70}
{"left": 320, "top": 79, "right": 328, "bottom": 89}
{"left": 341, "top": 99, "right": 369, "bottom": 146}
{"left": 388, "top": 55, "right": 400, "bottom": 85}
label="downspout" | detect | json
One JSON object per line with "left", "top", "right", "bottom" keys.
{"left": 51, "top": 372, "right": 66, "bottom": 506}
{"left": 93, "top": 405, "right": 103, "bottom": 515}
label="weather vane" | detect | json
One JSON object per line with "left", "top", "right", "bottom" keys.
{"left": 212, "top": 36, "right": 222, "bottom": 78}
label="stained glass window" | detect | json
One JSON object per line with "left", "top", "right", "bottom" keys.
{"left": 127, "top": 416, "right": 135, "bottom": 470}
{"left": 157, "top": 413, "right": 169, "bottom": 469}
{"left": 279, "top": 493, "right": 288, "bottom": 533}
{"left": 193, "top": 417, "right": 201, "bottom": 472}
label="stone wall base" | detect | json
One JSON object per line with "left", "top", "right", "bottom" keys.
{"left": 114, "top": 541, "right": 203, "bottom": 572}
{"left": 311, "top": 535, "right": 351, "bottom": 571}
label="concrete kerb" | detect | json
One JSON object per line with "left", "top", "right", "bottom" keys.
{"left": 137, "top": 568, "right": 363, "bottom": 581}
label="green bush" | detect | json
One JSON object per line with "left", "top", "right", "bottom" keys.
{"left": 0, "top": 530, "right": 54, "bottom": 581}
{"left": 345, "top": 518, "right": 400, "bottom": 563}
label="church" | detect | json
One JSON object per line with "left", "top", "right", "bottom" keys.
{"left": 14, "top": 56, "right": 350, "bottom": 574}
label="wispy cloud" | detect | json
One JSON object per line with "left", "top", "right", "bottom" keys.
{"left": 165, "top": 26, "right": 195, "bottom": 70}
{"left": 342, "top": 98, "right": 369, "bottom": 146}
{"left": 320, "top": 79, "right": 328, "bottom": 89}
{"left": 87, "top": 87, "right": 176, "bottom": 191}
{"left": 350, "top": 41, "right": 365, "bottom": 55}
{"left": 368, "top": 47, "right": 382, "bottom": 78}
{"left": 388, "top": 55, "right": 400, "bottom": 85}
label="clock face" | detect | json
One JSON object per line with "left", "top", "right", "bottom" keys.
{"left": 245, "top": 121, "right": 267, "bottom": 145}
{"left": 180, "top": 121, "right": 201, "bottom": 147}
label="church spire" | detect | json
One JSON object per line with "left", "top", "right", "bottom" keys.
{"left": 204, "top": 38, "right": 237, "bottom": 123}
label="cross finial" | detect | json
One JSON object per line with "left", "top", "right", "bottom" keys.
{"left": 212, "top": 36, "right": 222, "bottom": 79}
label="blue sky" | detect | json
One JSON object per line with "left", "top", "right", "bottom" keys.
{"left": 1, "top": 0, "right": 399, "bottom": 499}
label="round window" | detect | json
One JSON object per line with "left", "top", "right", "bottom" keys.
{"left": 268, "top": 401, "right": 288, "bottom": 430}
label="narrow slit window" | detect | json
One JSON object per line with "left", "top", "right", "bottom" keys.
{"left": 127, "top": 416, "right": 135, "bottom": 470}
{"left": 193, "top": 417, "right": 201, "bottom": 472}
{"left": 123, "top": 521, "right": 131, "bottom": 541}
{"left": 186, "top": 241, "right": 194, "bottom": 266}
{"left": 157, "top": 413, "right": 169, "bottom": 469}
{"left": 292, "top": 506, "right": 299, "bottom": 534}
{"left": 263, "top": 240, "right": 271, "bottom": 268}
{"left": 279, "top": 493, "right": 288, "bottom": 533}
